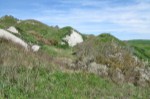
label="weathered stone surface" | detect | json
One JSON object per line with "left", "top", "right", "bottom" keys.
{"left": 0, "top": 29, "right": 28, "bottom": 50}
{"left": 31, "top": 45, "right": 40, "bottom": 52}
{"left": 134, "top": 67, "right": 150, "bottom": 86}
{"left": 88, "top": 62, "right": 108, "bottom": 77}
{"left": 7, "top": 26, "right": 19, "bottom": 34}
{"left": 111, "top": 68, "right": 125, "bottom": 84}
{"left": 63, "top": 30, "right": 83, "bottom": 47}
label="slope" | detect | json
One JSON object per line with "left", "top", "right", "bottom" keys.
{"left": 0, "top": 15, "right": 18, "bottom": 29}
{"left": 127, "top": 40, "right": 150, "bottom": 61}
{"left": 0, "top": 15, "right": 150, "bottom": 98}
{"left": 0, "top": 15, "right": 83, "bottom": 47}
{"left": 0, "top": 38, "right": 149, "bottom": 99}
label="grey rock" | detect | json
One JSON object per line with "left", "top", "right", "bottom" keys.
{"left": 134, "top": 67, "right": 150, "bottom": 86}
{"left": 112, "top": 68, "right": 125, "bottom": 84}
{"left": 88, "top": 62, "right": 108, "bottom": 77}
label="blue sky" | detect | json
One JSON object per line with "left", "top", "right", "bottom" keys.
{"left": 0, "top": 0, "right": 150, "bottom": 40}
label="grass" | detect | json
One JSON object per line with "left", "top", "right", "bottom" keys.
{"left": 0, "top": 66, "right": 150, "bottom": 99}
{"left": 15, "top": 20, "right": 59, "bottom": 44}
{"left": 0, "top": 38, "right": 150, "bottom": 99}
{"left": 0, "top": 15, "right": 18, "bottom": 29}
{"left": 41, "top": 45, "right": 73, "bottom": 58}
{"left": 0, "top": 16, "right": 150, "bottom": 98}
{"left": 15, "top": 20, "right": 76, "bottom": 46}
{"left": 0, "top": 16, "right": 76, "bottom": 46}
{"left": 97, "top": 33, "right": 126, "bottom": 46}
{"left": 128, "top": 40, "right": 150, "bottom": 61}
{"left": 0, "top": 15, "right": 84, "bottom": 49}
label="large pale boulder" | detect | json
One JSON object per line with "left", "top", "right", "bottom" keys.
{"left": 7, "top": 26, "right": 19, "bottom": 34}
{"left": 0, "top": 29, "right": 28, "bottom": 50}
{"left": 63, "top": 30, "right": 83, "bottom": 47}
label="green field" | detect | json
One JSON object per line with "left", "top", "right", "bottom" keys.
{"left": 128, "top": 40, "right": 150, "bottom": 61}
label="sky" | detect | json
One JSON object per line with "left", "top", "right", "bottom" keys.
{"left": 0, "top": 0, "right": 150, "bottom": 40}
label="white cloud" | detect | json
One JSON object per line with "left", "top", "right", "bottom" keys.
{"left": 15, "top": 0, "right": 150, "bottom": 38}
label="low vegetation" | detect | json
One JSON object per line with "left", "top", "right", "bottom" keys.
{"left": 128, "top": 40, "right": 150, "bottom": 62}
{"left": 74, "top": 34, "right": 142, "bottom": 70}
{"left": 0, "top": 39, "right": 150, "bottom": 98}
{"left": 73, "top": 34, "right": 150, "bottom": 86}
{"left": 16, "top": 20, "right": 79, "bottom": 47}
{"left": 0, "top": 15, "right": 150, "bottom": 98}
{"left": 0, "top": 15, "right": 18, "bottom": 29}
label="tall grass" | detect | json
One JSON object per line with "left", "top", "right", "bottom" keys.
{"left": 0, "top": 39, "right": 150, "bottom": 98}
{"left": 0, "top": 68, "right": 149, "bottom": 98}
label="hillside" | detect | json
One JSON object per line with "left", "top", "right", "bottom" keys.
{"left": 0, "top": 37, "right": 150, "bottom": 99}
{"left": 73, "top": 33, "right": 150, "bottom": 85}
{"left": 127, "top": 40, "right": 150, "bottom": 61}
{"left": 0, "top": 15, "right": 83, "bottom": 48}
{"left": 0, "top": 15, "right": 150, "bottom": 98}
{"left": 0, "top": 15, "right": 18, "bottom": 29}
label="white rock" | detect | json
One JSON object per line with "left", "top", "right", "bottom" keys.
{"left": 31, "top": 45, "right": 40, "bottom": 52}
{"left": 63, "top": 30, "right": 83, "bottom": 47}
{"left": 7, "top": 26, "right": 19, "bottom": 34}
{"left": 135, "top": 67, "right": 150, "bottom": 81}
{"left": 0, "top": 29, "right": 28, "bottom": 50}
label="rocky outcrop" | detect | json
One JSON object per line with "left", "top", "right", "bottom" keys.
{"left": 134, "top": 67, "right": 150, "bottom": 87}
{"left": 68, "top": 54, "right": 150, "bottom": 86}
{"left": 63, "top": 30, "right": 83, "bottom": 47}
{"left": 0, "top": 29, "right": 28, "bottom": 50}
{"left": 111, "top": 68, "right": 125, "bottom": 84}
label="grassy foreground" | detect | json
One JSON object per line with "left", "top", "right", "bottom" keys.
{"left": 0, "top": 39, "right": 150, "bottom": 99}
{"left": 0, "top": 66, "right": 150, "bottom": 99}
